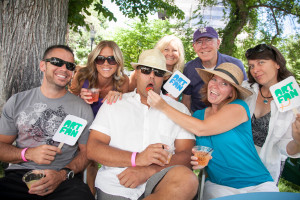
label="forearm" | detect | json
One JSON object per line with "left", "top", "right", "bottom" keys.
{"left": 87, "top": 139, "right": 132, "bottom": 167}
{"left": 0, "top": 142, "right": 23, "bottom": 163}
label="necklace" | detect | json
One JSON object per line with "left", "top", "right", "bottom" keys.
{"left": 259, "top": 87, "right": 273, "bottom": 104}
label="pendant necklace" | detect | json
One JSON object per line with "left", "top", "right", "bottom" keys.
{"left": 259, "top": 87, "right": 272, "bottom": 104}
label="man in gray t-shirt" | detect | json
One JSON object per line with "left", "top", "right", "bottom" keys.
{"left": 0, "top": 45, "right": 94, "bottom": 200}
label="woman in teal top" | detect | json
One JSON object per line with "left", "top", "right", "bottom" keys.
{"left": 147, "top": 63, "right": 278, "bottom": 199}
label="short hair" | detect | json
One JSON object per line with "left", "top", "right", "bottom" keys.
{"left": 42, "top": 45, "right": 74, "bottom": 59}
{"left": 154, "top": 35, "right": 185, "bottom": 72}
{"left": 245, "top": 44, "right": 293, "bottom": 85}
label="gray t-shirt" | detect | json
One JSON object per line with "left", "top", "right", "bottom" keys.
{"left": 0, "top": 87, "right": 94, "bottom": 170}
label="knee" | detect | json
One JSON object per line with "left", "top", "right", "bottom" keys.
{"left": 168, "top": 166, "right": 199, "bottom": 194}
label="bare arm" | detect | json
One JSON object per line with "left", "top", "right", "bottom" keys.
{"left": 148, "top": 90, "right": 248, "bottom": 136}
{"left": 287, "top": 113, "right": 300, "bottom": 155}
{"left": 181, "top": 94, "right": 191, "bottom": 112}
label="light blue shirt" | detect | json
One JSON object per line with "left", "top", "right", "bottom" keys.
{"left": 193, "top": 99, "right": 273, "bottom": 188}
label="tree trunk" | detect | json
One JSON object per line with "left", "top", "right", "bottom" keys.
{"left": 0, "top": 0, "right": 69, "bottom": 113}
{"left": 219, "top": 0, "right": 249, "bottom": 56}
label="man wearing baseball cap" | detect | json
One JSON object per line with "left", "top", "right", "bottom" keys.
{"left": 87, "top": 49, "right": 197, "bottom": 200}
{"left": 182, "top": 26, "right": 247, "bottom": 113}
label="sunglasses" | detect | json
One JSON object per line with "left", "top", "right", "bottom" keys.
{"left": 94, "top": 56, "right": 117, "bottom": 65}
{"left": 43, "top": 57, "right": 76, "bottom": 71}
{"left": 245, "top": 44, "right": 274, "bottom": 59}
{"left": 137, "top": 65, "right": 166, "bottom": 77}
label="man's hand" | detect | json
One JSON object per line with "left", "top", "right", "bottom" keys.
{"left": 136, "top": 143, "right": 169, "bottom": 167}
{"left": 26, "top": 145, "right": 61, "bottom": 165}
{"left": 117, "top": 167, "right": 153, "bottom": 188}
{"left": 28, "top": 169, "right": 65, "bottom": 196}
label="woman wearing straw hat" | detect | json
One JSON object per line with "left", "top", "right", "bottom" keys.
{"left": 147, "top": 63, "right": 278, "bottom": 199}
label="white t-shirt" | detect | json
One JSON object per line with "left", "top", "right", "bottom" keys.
{"left": 90, "top": 90, "right": 195, "bottom": 199}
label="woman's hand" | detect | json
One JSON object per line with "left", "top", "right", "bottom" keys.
{"left": 190, "top": 148, "right": 212, "bottom": 170}
{"left": 102, "top": 91, "right": 122, "bottom": 105}
{"left": 147, "top": 90, "right": 168, "bottom": 111}
{"left": 79, "top": 88, "right": 93, "bottom": 104}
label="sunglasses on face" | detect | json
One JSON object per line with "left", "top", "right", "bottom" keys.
{"left": 245, "top": 44, "right": 274, "bottom": 59}
{"left": 43, "top": 57, "right": 76, "bottom": 71}
{"left": 137, "top": 66, "right": 166, "bottom": 77}
{"left": 94, "top": 56, "right": 117, "bottom": 65}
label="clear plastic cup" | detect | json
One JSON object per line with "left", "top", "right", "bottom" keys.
{"left": 164, "top": 146, "right": 175, "bottom": 164}
{"left": 192, "top": 145, "right": 213, "bottom": 167}
{"left": 88, "top": 88, "right": 100, "bottom": 102}
{"left": 22, "top": 170, "right": 45, "bottom": 189}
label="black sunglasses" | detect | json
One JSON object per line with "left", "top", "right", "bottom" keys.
{"left": 43, "top": 57, "right": 76, "bottom": 71}
{"left": 245, "top": 44, "right": 274, "bottom": 59}
{"left": 95, "top": 56, "right": 117, "bottom": 65}
{"left": 137, "top": 65, "right": 166, "bottom": 77}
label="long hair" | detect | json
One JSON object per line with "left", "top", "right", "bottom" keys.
{"left": 70, "top": 40, "right": 126, "bottom": 94}
{"left": 246, "top": 44, "right": 293, "bottom": 86}
{"left": 154, "top": 35, "right": 185, "bottom": 72}
{"left": 200, "top": 75, "right": 238, "bottom": 108}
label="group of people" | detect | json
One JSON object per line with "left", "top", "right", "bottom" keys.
{"left": 0, "top": 26, "right": 299, "bottom": 200}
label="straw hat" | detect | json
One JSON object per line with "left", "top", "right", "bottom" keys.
{"left": 195, "top": 63, "right": 252, "bottom": 99}
{"left": 131, "top": 49, "right": 172, "bottom": 76}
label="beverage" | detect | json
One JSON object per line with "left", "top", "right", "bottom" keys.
{"left": 22, "top": 170, "right": 44, "bottom": 189}
{"left": 89, "top": 88, "right": 99, "bottom": 102}
{"left": 192, "top": 145, "right": 213, "bottom": 167}
{"left": 194, "top": 151, "right": 211, "bottom": 166}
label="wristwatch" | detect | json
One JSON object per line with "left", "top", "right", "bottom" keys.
{"left": 61, "top": 167, "right": 74, "bottom": 180}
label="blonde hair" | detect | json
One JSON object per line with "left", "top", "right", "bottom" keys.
{"left": 154, "top": 35, "right": 185, "bottom": 72}
{"left": 70, "top": 40, "right": 126, "bottom": 94}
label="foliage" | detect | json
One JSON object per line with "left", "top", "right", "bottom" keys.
{"left": 68, "top": 5, "right": 107, "bottom": 65}
{"left": 191, "top": 0, "right": 300, "bottom": 56}
{"left": 68, "top": 0, "right": 184, "bottom": 32}
{"left": 112, "top": 19, "right": 174, "bottom": 71}
{"left": 278, "top": 178, "right": 300, "bottom": 193}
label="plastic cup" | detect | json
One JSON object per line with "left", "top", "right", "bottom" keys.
{"left": 22, "top": 170, "right": 45, "bottom": 189}
{"left": 164, "top": 146, "right": 175, "bottom": 164}
{"left": 192, "top": 145, "right": 213, "bottom": 167}
{"left": 88, "top": 88, "right": 99, "bottom": 102}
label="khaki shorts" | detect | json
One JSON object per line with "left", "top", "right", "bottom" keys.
{"left": 96, "top": 166, "right": 175, "bottom": 200}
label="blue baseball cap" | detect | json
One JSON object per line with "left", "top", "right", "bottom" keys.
{"left": 193, "top": 27, "right": 219, "bottom": 42}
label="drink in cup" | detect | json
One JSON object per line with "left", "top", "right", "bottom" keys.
{"left": 88, "top": 88, "right": 99, "bottom": 102}
{"left": 22, "top": 170, "right": 45, "bottom": 189}
{"left": 165, "top": 146, "right": 175, "bottom": 164}
{"left": 192, "top": 145, "right": 213, "bottom": 167}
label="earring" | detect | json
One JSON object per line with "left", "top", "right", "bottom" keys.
{"left": 114, "top": 73, "right": 120, "bottom": 80}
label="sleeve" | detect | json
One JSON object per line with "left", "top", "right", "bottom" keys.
{"left": 89, "top": 102, "right": 111, "bottom": 137}
{"left": 235, "top": 59, "right": 248, "bottom": 81}
{"left": 182, "top": 63, "right": 193, "bottom": 95}
{"left": 77, "top": 102, "right": 94, "bottom": 144}
{"left": 0, "top": 95, "right": 18, "bottom": 135}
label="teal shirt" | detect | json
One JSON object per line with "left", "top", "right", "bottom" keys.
{"left": 193, "top": 99, "right": 273, "bottom": 188}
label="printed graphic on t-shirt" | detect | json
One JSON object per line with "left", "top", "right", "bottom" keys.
{"left": 16, "top": 103, "right": 67, "bottom": 146}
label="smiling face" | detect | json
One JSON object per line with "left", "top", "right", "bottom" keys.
{"left": 162, "top": 40, "right": 180, "bottom": 70}
{"left": 207, "top": 75, "right": 233, "bottom": 106}
{"left": 96, "top": 46, "right": 118, "bottom": 79}
{"left": 40, "top": 48, "right": 74, "bottom": 90}
{"left": 248, "top": 59, "right": 279, "bottom": 87}
{"left": 193, "top": 37, "right": 220, "bottom": 66}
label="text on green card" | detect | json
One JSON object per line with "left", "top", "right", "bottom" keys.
{"left": 275, "top": 81, "right": 299, "bottom": 104}
{"left": 59, "top": 120, "right": 83, "bottom": 137}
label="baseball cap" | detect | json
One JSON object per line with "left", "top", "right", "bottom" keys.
{"left": 193, "top": 27, "right": 219, "bottom": 43}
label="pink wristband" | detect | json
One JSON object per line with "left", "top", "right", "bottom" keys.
{"left": 131, "top": 152, "right": 137, "bottom": 167}
{"left": 21, "top": 148, "right": 28, "bottom": 162}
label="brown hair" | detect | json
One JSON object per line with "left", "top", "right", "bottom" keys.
{"left": 246, "top": 44, "right": 293, "bottom": 86}
{"left": 69, "top": 40, "right": 126, "bottom": 94}
{"left": 200, "top": 75, "right": 238, "bottom": 108}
